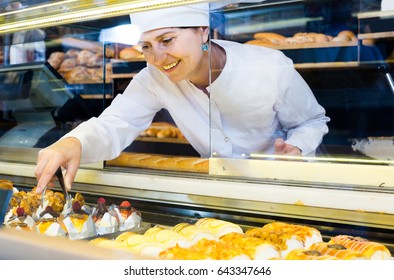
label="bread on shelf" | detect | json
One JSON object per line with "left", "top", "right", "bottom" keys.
{"left": 106, "top": 152, "right": 209, "bottom": 173}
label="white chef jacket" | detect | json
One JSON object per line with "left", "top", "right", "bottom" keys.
{"left": 66, "top": 39, "right": 329, "bottom": 163}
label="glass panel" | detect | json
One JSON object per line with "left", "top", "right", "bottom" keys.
{"left": 0, "top": 23, "right": 109, "bottom": 151}
{"left": 208, "top": 0, "right": 394, "bottom": 183}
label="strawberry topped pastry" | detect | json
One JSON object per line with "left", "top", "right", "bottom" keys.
{"left": 116, "top": 200, "right": 142, "bottom": 231}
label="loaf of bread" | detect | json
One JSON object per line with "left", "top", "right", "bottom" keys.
{"left": 332, "top": 30, "right": 357, "bottom": 42}
{"left": 119, "top": 46, "right": 144, "bottom": 60}
{"left": 47, "top": 52, "right": 66, "bottom": 70}
{"left": 76, "top": 49, "right": 95, "bottom": 65}
{"left": 59, "top": 58, "right": 77, "bottom": 71}
{"left": 249, "top": 30, "right": 355, "bottom": 48}
{"left": 140, "top": 122, "right": 185, "bottom": 139}
{"left": 65, "top": 48, "right": 80, "bottom": 58}
{"left": 253, "top": 32, "right": 286, "bottom": 44}
{"left": 106, "top": 152, "right": 209, "bottom": 173}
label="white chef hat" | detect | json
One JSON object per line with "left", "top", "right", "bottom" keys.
{"left": 130, "top": 3, "right": 210, "bottom": 34}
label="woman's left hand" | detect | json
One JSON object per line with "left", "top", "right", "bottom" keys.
{"left": 274, "top": 138, "right": 302, "bottom": 156}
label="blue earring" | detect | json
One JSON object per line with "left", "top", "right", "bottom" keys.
{"left": 201, "top": 43, "right": 208, "bottom": 51}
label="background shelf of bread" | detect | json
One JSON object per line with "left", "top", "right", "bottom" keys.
{"left": 46, "top": 38, "right": 145, "bottom": 84}
{"left": 245, "top": 30, "right": 358, "bottom": 50}
{"left": 47, "top": 38, "right": 115, "bottom": 84}
{"left": 137, "top": 122, "right": 188, "bottom": 144}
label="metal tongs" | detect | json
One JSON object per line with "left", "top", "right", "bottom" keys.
{"left": 41, "top": 167, "right": 72, "bottom": 210}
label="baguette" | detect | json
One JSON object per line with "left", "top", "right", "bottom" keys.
{"left": 106, "top": 152, "right": 209, "bottom": 173}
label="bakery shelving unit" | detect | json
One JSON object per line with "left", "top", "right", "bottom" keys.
{"left": 358, "top": 9, "right": 394, "bottom": 66}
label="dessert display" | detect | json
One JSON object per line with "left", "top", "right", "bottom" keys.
{"left": 329, "top": 235, "right": 392, "bottom": 260}
{"left": 1, "top": 180, "right": 392, "bottom": 260}
{"left": 2, "top": 184, "right": 142, "bottom": 240}
{"left": 64, "top": 214, "right": 394, "bottom": 260}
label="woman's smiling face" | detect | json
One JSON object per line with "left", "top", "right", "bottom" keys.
{"left": 139, "top": 27, "right": 209, "bottom": 84}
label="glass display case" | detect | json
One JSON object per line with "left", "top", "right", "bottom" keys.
{"left": 0, "top": 0, "right": 393, "bottom": 259}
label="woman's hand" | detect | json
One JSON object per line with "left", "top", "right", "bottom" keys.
{"left": 274, "top": 138, "right": 302, "bottom": 157}
{"left": 35, "top": 137, "right": 82, "bottom": 193}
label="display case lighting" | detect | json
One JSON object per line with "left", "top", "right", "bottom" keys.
{"left": 0, "top": 0, "right": 206, "bottom": 34}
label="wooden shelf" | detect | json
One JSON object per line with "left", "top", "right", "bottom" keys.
{"left": 111, "top": 58, "right": 146, "bottom": 63}
{"left": 135, "top": 136, "right": 190, "bottom": 145}
{"left": 248, "top": 41, "right": 357, "bottom": 50}
{"left": 295, "top": 61, "right": 360, "bottom": 69}
{"left": 358, "top": 9, "right": 394, "bottom": 19}
{"left": 358, "top": 31, "right": 394, "bottom": 40}
{"left": 109, "top": 73, "right": 137, "bottom": 79}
